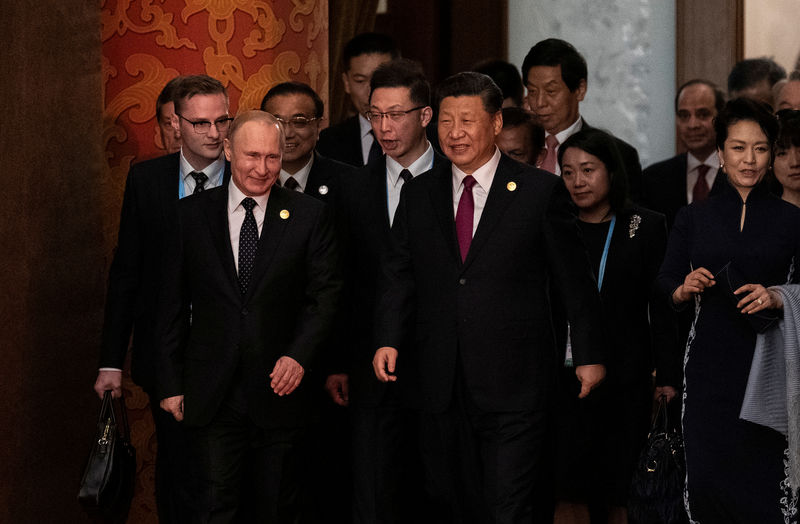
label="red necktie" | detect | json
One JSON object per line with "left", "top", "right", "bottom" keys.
{"left": 692, "top": 164, "right": 710, "bottom": 203}
{"left": 456, "top": 176, "right": 477, "bottom": 262}
{"left": 540, "top": 134, "right": 559, "bottom": 173}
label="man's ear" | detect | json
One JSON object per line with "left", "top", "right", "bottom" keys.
{"left": 342, "top": 72, "right": 351, "bottom": 94}
{"left": 420, "top": 106, "right": 433, "bottom": 128}
{"left": 223, "top": 138, "right": 232, "bottom": 162}
{"left": 492, "top": 110, "right": 503, "bottom": 137}
{"left": 575, "top": 78, "right": 587, "bottom": 103}
{"left": 171, "top": 112, "right": 180, "bottom": 133}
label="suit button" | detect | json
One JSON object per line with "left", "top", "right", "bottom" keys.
{"left": 459, "top": 278, "right": 466, "bottom": 285}
{"left": 241, "top": 308, "right": 249, "bottom": 317}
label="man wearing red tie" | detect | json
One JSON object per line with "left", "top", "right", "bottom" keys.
{"left": 373, "top": 72, "right": 607, "bottom": 522}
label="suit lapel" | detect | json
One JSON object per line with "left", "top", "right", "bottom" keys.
{"left": 244, "top": 186, "right": 291, "bottom": 302}
{"left": 429, "top": 163, "right": 461, "bottom": 265}
{"left": 204, "top": 187, "right": 240, "bottom": 294}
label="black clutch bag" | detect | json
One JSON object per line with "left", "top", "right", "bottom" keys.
{"left": 714, "top": 261, "right": 780, "bottom": 333}
{"left": 78, "top": 390, "right": 136, "bottom": 519}
{"left": 628, "top": 396, "right": 688, "bottom": 524}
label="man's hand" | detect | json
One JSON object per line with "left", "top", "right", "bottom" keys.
{"left": 575, "top": 364, "right": 606, "bottom": 398}
{"left": 93, "top": 370, "right": 122, "bottom": 399}
{"left": 270, "top": 356, "right": 305, "bottom": 396}
{"left": 373, "top": 347, "right": 398, "bottom": 382}
{"left": 655, "top": 385, "right": 678, "bottom": 403}
{"left": 160, "top": 395, "right": 184, "bottom": 422}
{"left": 324, "top": 373, "right": 350, "bottom": 406}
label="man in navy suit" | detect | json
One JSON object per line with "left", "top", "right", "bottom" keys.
{"left": 158, "top": 111, "right": 341, "bottom": 522}
{"left": 373, "top": 72, "right": 606, "bottom": 522}
{"left": 93, "top": 74, "right": 232, "bottom": 523}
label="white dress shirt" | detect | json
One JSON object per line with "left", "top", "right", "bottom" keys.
{"left": 279, "top": 154, "right": 314, "bottom": 192}
{"left": 386, "top": 142, "right": 435, "bottom": 226}
{"left": 452, "top": 147, "right": 502, "bottom": 237}
{"left": 359, "top": 114, "right": 376, "bottom": 165}
{"left": 179, "top": 151, "right": 226, "bottom": 196}
{"left": 543, "top": 116, "right": 583, "bottom": 176}
{"left": 685, "top": 151, "right": 720, "bottom": 204}
{"left": 227, "top": 180, "right": 270, "bottom": 272}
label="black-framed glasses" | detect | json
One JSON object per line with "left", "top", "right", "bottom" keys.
{"left": 365, "top": 106, "right": 425, "bottom": 122}
{"left": 177, "top": 114, "right": 234, "bottom": 134}
{"left": 273, "top": 115, "right": 320, "bottom": 130}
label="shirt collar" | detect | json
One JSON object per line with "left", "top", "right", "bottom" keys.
{"left": 548, "top": 115, "right": 583, "bottom": 145}
{"left": 687, "top": 150, "right": 719, "bottom": 172}
{"left": 386, "top": 142, "right": 435, "bottom": 187}
{"left": 452, "top": 147, "right": 501, "bottom": 192}
{"left": 279, "top": 154, "right": 314, "bottom": 191}
{"left": 180, "top": 150, "right": 226, "bottom": 186}
{"left": 359, "top": 114, "right": 372, "bottom": 139}
{"left": 227, "top": 178, "right": 270, "bottom": 214}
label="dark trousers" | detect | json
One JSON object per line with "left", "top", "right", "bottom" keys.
{"left": 149, "top": 392, "right": 190, "bottom": 524}
{"left": 418, "top": 376, "right": 548, "bottom": 524}
{"left": 184, "top": 401, "right": 303, "bottom": 524}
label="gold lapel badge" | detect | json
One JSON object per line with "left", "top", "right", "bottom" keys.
{"left": 280, "top": 209, "right": 290, "bottom": 220}
{"left": 318, "top": 185, "right": 329, "bottom": 195}
{"left": 507, "top": 181, "right": 517, "bottom": 192}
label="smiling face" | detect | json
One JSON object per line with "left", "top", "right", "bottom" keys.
{"left": 172, "top": 93, "right": 230, "bottom": 170}
{"left": 224, "top": 120, "right": 283, "bottom": 197}
{"left": 262, "top": 92, "right": 319, "bottom": 174}
{"left": 560, "top": 146, "right": 611, "bottom": 217}
{"left": 719, "top": 119, "right": 771, "bottom": 199}
{"left": 438, "top": 95, "right": 502, "bottom": 173}
{"left": 525, "top": 64, "right": 585, "bottom": 135}
{"left": 676, "top": 83, "right": 718, "bottom": 160}
{"left": 369, "top": 86, "right": 431, "bottom": 167}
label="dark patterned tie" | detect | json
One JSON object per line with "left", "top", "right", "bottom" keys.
{"left": 399, "top": 169, "right": 412, "bottom": 184}
{"left": 367, "top": 130, "right": 383, "bottom": 165}
{"left": 238, "top": 198, "right": 258, "bottom": 295}
{"left": 455, "top": 175, "right": 477, "bottom": 262}
{"left": 692, "top": 164, "right": 710, "bottom": 203}
{"left": 190, "top": 171, "right": 208, "bottom": 194}
{"left": 283, "top": 176, "right": 300, "bottom": 191}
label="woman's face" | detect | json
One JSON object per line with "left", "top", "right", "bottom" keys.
{"left": 719, "top": 120, "right": 771, "bottom": 193}
{"left": 561, "top": 147, "right": 611, "bottom": 212}
{"left": 774, "top": 143, "right": 800, "bottom": 193}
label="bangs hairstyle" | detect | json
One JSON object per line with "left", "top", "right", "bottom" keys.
{"left": 776, "top": 109, "right": 800, "bottom": 150}
{"left": 260, "top": 81, "right": 324, "bottom": 118}
{"left": 435, "top": 72, "right": 503, "bottom": 115}
{"left": 558, "top": 128, "right": 629, "bottom": 213}
{"left": 173, "top": 75, "right": 228, "bottom": 114}
{"left": 369, "top": 58, "right": 431, "bottom": 107}
{"left": 714, "top": 97, "right": 778, "bottom": 150}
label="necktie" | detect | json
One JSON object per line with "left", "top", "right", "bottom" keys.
{"left": 399, "top": 169, "right": 412, "bottom": 184}
{"left": 455, "top": 176, "right": 477, "bottom": 262}
{"left": 540, "top": 134, "right": 559, "bottom": 174}
{"left": 284, "top": 176, "right": 300, "bottom": 192}
{"left": 238, "top": 198, "right": 258, "bottom": 295}
{"left": 692, "top": 164, "right": 711, "bottom": 203}
{"left": 190, "top": 171, "right": 208, "bottom": 194}
{"left": 367, "top": 131, "right": 383, "bottom": 165}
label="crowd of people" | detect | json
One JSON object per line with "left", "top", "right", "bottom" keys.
{"left": 92, "top": 30, "right": 800, "bottom": 524}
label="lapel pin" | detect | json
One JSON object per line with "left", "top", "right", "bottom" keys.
{"left": 318, "top": 185, "right": 329, "bottom": 195}
{"left": 507, "top": 181, "right": 517, "bottom": 192}
{"left": 280, "top": 209, "right": 290, "bottom": 220}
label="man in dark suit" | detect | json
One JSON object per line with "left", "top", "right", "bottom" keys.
{"left": 93, "top": 74, "right": 232, "bottom": 523}
{"left": 157, "top": 110, "right": 341, "bottom": 522}
{"left": 372, "top": 72, "right": 607, "bottom": 522}
{"left": 317, "top": 32, "right": 398, "bottom": 167}
{"left": 642, "top": 79, "right": 726, "bottom": 228}
{"left": 331, "top": 58, "right": 446, "bottom": 523}
{"left": 521, "top": 38, "right": 643, "bottom": 201}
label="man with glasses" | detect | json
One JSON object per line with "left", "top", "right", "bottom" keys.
{"left": 94, "top": 74, "right": 231, "bottom": 523}
{"left": 333, "top": 58, "right": 446, "bottom": 523}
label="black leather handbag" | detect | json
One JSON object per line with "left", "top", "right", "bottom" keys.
{"left": 628, "top": 395, "right": 688, "bottom": 524}
{"left": 78, "top": 390, "right": 136, "bottom": 519}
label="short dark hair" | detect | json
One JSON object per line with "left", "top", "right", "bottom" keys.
{"left": 368, "top": 58, "right": 430, "bottom": 107}
{"left": 501, "top": 107, "right": 545, "bottom": 152}
{"left": 436, "top": 72, "right": 503, "bottom": 115}
{"left": 472, "top": 59, "right": 524, "bottom": 107}
{"left": 173, "top": 75, "right": 228, "bottom": 114}
{"left": 521, "top": 38, "right": 587, "bottom": 92}
{"left": 156, "top": 76, "right": 183, "bottom": 118}
{"left": 342, "top": 32, "right": 399, "bottom": 71}
{"left": 675, "top": 79, "right": 725, "bottom": 114}
{"left": 558, "top": 128, "right": 629, "bottom": 213}
{"left": 776, "top": 109, "right": 800, "bottom": 151}
{"left": 714, "top": 97, "right": 779, "bottom": 150}
{"left": 260, "top": 81, "right": 324, "bottom": 118}
{"left": 727, "top": 58, "right": 787, "bottom": 95}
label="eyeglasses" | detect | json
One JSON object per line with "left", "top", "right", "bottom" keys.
{"left": 365, "top": 106, "right": 425, "bottom": 122}
{"left": 177, "top": 114, "right": 234, "bottom": 134}
{"left": 273, "top": 115, "right": 320, "bottom": 130}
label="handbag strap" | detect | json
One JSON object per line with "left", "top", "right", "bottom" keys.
{"left": 98, "top": 389, "right": 132, "bottom": 441}
{"left": 650, "top": 394, "right": 670, "bottom": 434}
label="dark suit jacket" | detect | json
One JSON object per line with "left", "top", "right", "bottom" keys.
{"left": 99, "top": 153, "right": 230, "bottom": 392}
{"left": 376, "top": 154, "right": 606, "bottom": 413}
{"left": 642, "top": 153, "right": 725, "bottom": 229}
{"left": 582, "top": 120, "right": 643, "bottom": 203}
{"left": 337, "top": 151, "right": 448, "bottom": 407}
{"left": 304, "top": 151, "right": 356, "bottom": 204}
{"left": 317, "top": 116, "right": 364, "bottom": 167}
{"left": 156, "top": 184, "right": 342, "bottom": 429}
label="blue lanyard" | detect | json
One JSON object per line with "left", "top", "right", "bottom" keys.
{"left": 597, "top": 215, "right": 616, "bottom": 291}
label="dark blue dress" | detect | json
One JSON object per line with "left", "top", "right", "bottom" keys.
{"left": 658, "top": 181, "right": 800, "bottom": 523}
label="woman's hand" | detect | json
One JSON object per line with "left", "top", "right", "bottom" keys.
{"left": 672, "top": 267, "right": 716, "bottom": 304}
{"left": 735, "top": 284, "right": 783, "bottom": 313}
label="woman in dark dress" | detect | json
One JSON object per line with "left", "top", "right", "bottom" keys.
{"left": 554, "top": 128, "right": 681, "bottom": 524}
{"left": 658, "top": 98, "right": 800, "bottom": 523}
